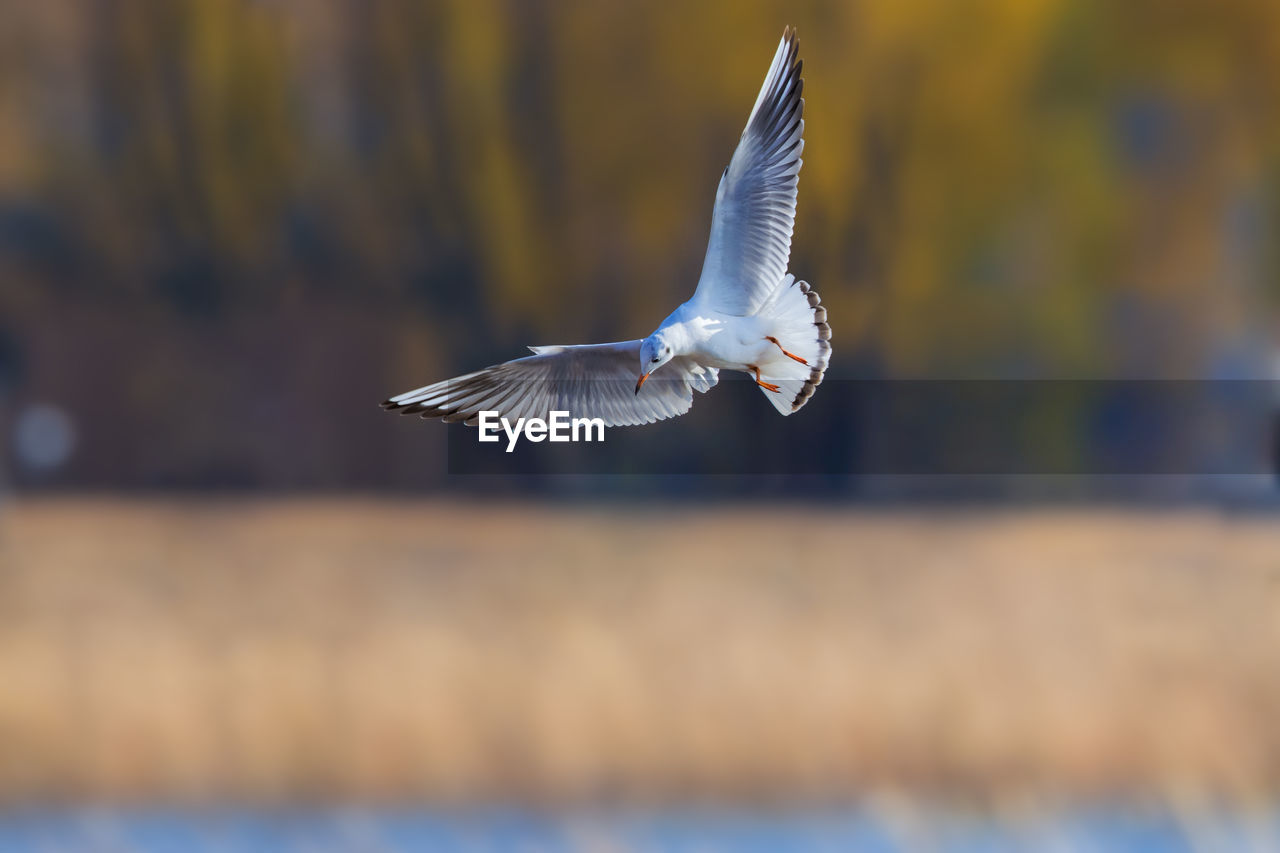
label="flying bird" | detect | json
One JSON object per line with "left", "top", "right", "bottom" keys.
{"left": 383, "top": 27, "right": 830, "bottom": 426}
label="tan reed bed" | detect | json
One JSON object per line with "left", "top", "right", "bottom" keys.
{"left": 0, "top": 497, "right": 1277, "bottom": 807}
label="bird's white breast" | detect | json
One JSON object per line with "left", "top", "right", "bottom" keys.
{"left": 662, "top": 302, "right": 771, "bottom": 370}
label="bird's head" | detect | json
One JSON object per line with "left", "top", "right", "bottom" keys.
{"left": 636, "top": 335, "right": 674, "bottom": 394}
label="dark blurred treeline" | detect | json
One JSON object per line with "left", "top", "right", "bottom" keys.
{"left": 0, "top": 0, "right": 1276, "bottom": 490}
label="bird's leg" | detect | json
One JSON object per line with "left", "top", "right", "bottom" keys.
{"left": 765, "top": 336, "right": 808, "bottom": 365}
{"left": 749, "top": 365, "right": 781, "bottom": 393}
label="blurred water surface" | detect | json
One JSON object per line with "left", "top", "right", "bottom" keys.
{"left": 1, "top": 807, "right": 1279, "bottom": 853}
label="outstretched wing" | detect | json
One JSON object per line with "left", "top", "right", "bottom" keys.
{"left": 383, "top": 341, "right": 719, "bottom": 427}
{"left": 692, "top": 27, "right": 804, "bottom": 316}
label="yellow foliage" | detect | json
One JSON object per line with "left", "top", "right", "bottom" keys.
{"left": 0, "top": 0, "right": 1274, "bottom": 374}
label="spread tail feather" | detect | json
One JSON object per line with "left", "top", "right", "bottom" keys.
{"left": 753, "top": 274, "right": 831, "bottom": 415}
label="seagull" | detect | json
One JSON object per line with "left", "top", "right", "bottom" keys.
{"left": 383, "top": 27, "right": 830, "bottom": 426}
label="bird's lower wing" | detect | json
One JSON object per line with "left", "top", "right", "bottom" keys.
{"left": 383, "top": 341, "right": 719, "bottom": 427}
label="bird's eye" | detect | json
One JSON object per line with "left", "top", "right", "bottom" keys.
{"left": 651, "top": 357, "right": 659, "bottom": 363}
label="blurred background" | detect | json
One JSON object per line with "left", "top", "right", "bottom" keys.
{"left": 1, "top": 0, "right": 1279, "bottom": 849}
{"left": 0, "top": 0, "right": 1277, "bottom": 490}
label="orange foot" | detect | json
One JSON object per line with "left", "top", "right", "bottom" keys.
{"left": 750, "top": 365, "right": 781, "bottom": 393}
{"left": 765, "top": 335, "right": 808, "bottom": 365}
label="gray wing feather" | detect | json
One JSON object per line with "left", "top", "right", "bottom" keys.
{"left": 383, "top": 341, "right": 719, "bottom": 428}
{"left": 692, "top": 27, "right": 804, "bottom": 316}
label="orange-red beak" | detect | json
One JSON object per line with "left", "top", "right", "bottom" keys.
{"left": 635, "top": 372, "right": 650, "bottom": 395}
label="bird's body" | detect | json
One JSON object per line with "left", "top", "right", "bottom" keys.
{"left": 650, "top": 305, "right": 759, "bottom": 373}
{"left": 384, "top": 28, "right": 830, "bottom": 427}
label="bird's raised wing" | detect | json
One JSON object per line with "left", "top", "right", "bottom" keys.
{"left": 383, "top": 341, "right": 718, "bottom": 427}
{"left": 691, "top": 28, "right": 804, "bottom": 316}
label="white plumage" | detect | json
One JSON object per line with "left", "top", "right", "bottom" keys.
{"left": 384, "top": 27, "right": 831, "bottom": 427}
